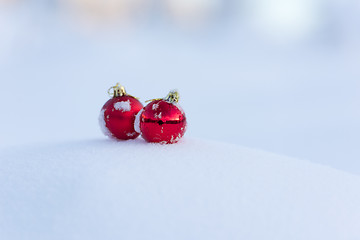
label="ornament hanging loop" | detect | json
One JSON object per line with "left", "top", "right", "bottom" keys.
{"left": 108, "top": 83, "right": 127, "bottom": 98}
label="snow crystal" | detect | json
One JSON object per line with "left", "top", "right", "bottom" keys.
{"left": 154, "top": 112, "right": 162, "bottom": 119}
{"left": 170, "top": 133, "right": 183, "bottom": 144}
{"left": 98, "top": 109, "right": 112, "bottom": 138}
{"left": 114, "top": 100, "right": 131, "bottom": 112}
{"left": 134, "top": 108, "right": 144, "bottom": 133}
{"left": 152, "top": 103, "right": 159, "bottom": 110}
{"left": 126, "top": 132, "right": 137, "bottom": 137}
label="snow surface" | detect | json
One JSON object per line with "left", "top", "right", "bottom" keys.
{"left": 1, "top": 138, "right": 360, "bottom": 240}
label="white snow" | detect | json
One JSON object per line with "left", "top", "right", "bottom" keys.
{"left": 0, "top": 138, "right": 360, "bottom": 239}
{"left": 98, "top": 109, "right": 112, "bottom": 138}
{"left": 154, "top": 112, "right": 162, "bottom": 119}
{"left": 114, "top": 100, "right": 131, "bottom": 112}
{"left": 134, "top": 108, "right": 144, "bottom": 133}
{"left": 152, "top": 103, "right": 159, "bottom": 110}
{"left": 126, "top": 132, "right": 137, "bottom": 137}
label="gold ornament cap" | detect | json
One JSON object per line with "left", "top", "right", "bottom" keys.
{"left": 146, "top": 90, "right": 180, "bottom": 104}
{"left": 108, "top": 83, "right": 127, "bottom": 98}
{"left": 165, "top": 90, "right": 179, "bottom": 103}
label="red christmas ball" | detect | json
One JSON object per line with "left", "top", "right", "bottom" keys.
{"left": 99, "top": 84, "right": 143, "bottom": 140}
{"left": 136, "top": 91, "right": 187, "bottom": 144}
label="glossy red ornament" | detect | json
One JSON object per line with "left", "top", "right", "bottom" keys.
{"left": 136, "top": 90, "right": 187, "bottom": 144}
{"left": 99, "top": 83, "right": 143, "bottom": 140}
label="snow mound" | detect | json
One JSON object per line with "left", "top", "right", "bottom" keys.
{"left": 0, "top": 138, "right": 360, "bottom": 240}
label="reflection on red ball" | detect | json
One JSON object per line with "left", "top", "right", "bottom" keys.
{"left": 138, "top": 100, "right": 187, "bottom": 144}
{"left": 100, "top": 95, "right": 143, "bottom": 140}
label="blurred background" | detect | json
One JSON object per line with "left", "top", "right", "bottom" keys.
{"left": 0, "top": 0, "right": 359, "bottom": 173}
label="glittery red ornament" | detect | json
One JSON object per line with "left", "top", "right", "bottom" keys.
{"left": 135, "top": 90, "right": 187, "bottom": 144}
{"left": 99, "top": 83, "right": 143, "bottom": 140}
